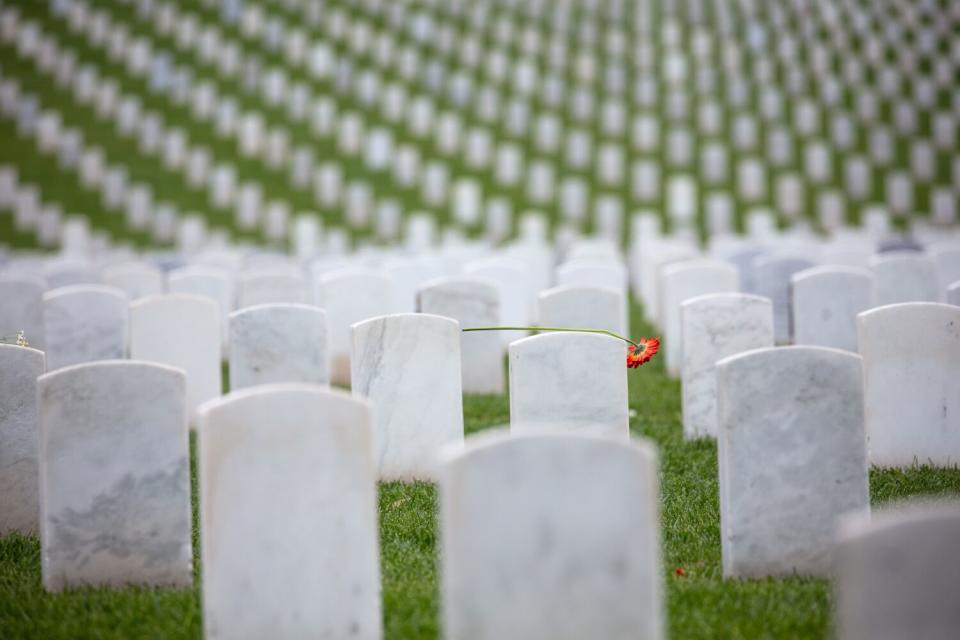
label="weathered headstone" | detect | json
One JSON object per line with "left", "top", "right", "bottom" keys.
{"left": 509, "top": 333, "right": 628, "bottom": 439}
{"left": 717, "top": 347, "right": 869, "bottom": 577}
{"left": 439, "top": 432, "right": 663, "bottom": 640}
{"left": 42, "top": 285, "right": 127, "bottom": 371}
{"left": 0, "top": 344, "right": 45, "bottom": 535}
{"left": 229, "top": 303, "right": 328, "bottom": 390}
{"left": 130, "top": 294, "right": 221, "bottom": 423}
{"left": 198, "top": 385, "right": 381, "bottom": 639}
{"left": 791, "top": 267, "right": 876, "bottom": 352}
{"left": 352, "top": 314, "right": 463, "bottom": 480}
{"left": 858, "top": 303, "right": 960, "bottom": 467}
{"left": 38, "top": 361, "right": 192, "bottom": 591}
{"left": 681, "top": 294, "right": 774, "bottom": 439}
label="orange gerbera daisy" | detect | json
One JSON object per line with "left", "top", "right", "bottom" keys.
{"left": 627, "top": 337, "right": 660, "bottom": 368}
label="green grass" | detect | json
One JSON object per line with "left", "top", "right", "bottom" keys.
{"left": 2, "top": 300, "right": 959, "bottom": 639}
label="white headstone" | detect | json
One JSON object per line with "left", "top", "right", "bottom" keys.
{"left": 418, "top": 277, "right": 502, "bottom": 394}
{"left": 753, "top": 255, "right": 817, "bottom": 343}
{"left": 439, "top": 432, "right": 663, "bottom": 640}
{"left": 538, "top": 286, "right": 626, "bottom": 335}
{"left": 101, "top": 262, "right": 165, "bottom": 300}
{"left": 463, "top": 258, "right": 531, "bottom": 346}
{"left": 38, "top": 361, "right": 192, "bottom": 591}
{"left": 352, "top": 314, "right": 464, "bottom": 480}
{"left": 42, "top": 285, "right": 127, "bottom": 371}
{"left": 682, "top": 294, "right": 774, "bottom": 439}
{"left": 229, "top": 304, "right": 328, "bottom": 390}
{"left": 717, "top": 347, "right": 869, "bottom": 577}
{"left": 509, "top": 333, "right": 628, "bottom": 439}
{"left": 858, "top": 303, "right": 960, "bottom": 467}
{"left": 0, "top": 344, "right": 45, "bottom": 535}
{"left": 791, "top": 267, "right": 876, "bottom": 352}
{"left": 316, "top": 268, "right": 394, "bottom": 386}
{"left": 0, "top": 274, "right": 46, "bottom": 350}
{"left": 129, "top": 294, "right": 221, "bottom": 423}
{"left": 236, "top": 270, "right": 309, "bottom": 309}
{"left": 198, "top": 385, "right": 381, "bottom": 639}
{"left": 871, "top": 253, "right": 939, "bottom": 305}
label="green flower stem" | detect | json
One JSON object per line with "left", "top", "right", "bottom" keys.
{"left": 462, "top": 326, "right": 640, "bottom": 349}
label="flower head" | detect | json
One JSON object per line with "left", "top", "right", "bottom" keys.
{"left": 627, "top": 337, "right": 660, "bottom": 368}
{"left": 15, "top": 331, "right": 28, "bottom": 348}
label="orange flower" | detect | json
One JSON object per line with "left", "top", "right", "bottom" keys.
{"left": 674, "top": 567, "right": 686, "bottom": 577}
{"left": 627, "top": 337, "right": 660, "bottom": 368}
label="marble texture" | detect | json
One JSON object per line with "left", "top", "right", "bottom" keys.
{"left": 716, "top": 346, "right": 869, "bottom": 577}
{"left": 858, "top": 303, "right": 960, "bottom": 467}
{"left": 130, "top": 294, "right": 222, "bottom": 424}
{"left": 509, "top": 333, "right": 628, "bottom": 439}
{"left": 439, "top": 432, "right": 663, "bottom": 640}
{"left": 871, "top": 252, "right": 939, "bottom": 306}
{"left": 101, "top": 262, "right": 165, "bottom": 300}
{"left": 835, "top": 503, "right": 960, "bottom": 640}
{"left": 660, "top": 259, "right": 739, "bottom": 377}
{"left": 352, "top": 314, "right": 463, "bottom": 480}
{"left": 0, "top": 273, "right": 46, "bottom": 350}
{"left": 229, "top": 303, "right": 328, "bottom": 390}
{"left": 418, "top": 277, "right": 503, "bottom": 394}
{"left": 316, "top": 268, "right": 394, "bottom": 386}
{"left": 236, "top": 269, "right": 309, "bottom": 309}
{"left": 538, "top": 285, "right": 626, "bottom": 335}
{"left": 681, "top": 294, "right": 774, "bottom": 439}
{"left": 752, "top": 255, "right": 817, "bottom": 343}
{"left": 42, "top": 285, "right": 127, "bottom": 371}
{"left": 198, "top": 385, "right": 381, "bottom": 640}
{"left": 38, "top": 361, "right": 192, "bottom": 591}
{"left": 463, "top": 257, "right": 531, "bottom": 346}
{"left": 0, "top": 345, "right": 45, "bottom": 535}
{"left": 791, "top": 266, "right": 876, "bottom": 352}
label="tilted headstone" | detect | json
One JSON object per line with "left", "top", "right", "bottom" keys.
{"left": 38, "top": 361, "right": 192, "bottom": 591}
{"left": 418, "top": 277, "right": 503, "bottom": 394}
{"left": 42, "top": 285, "right": 127, "bottom": 371}
{"left": 509, "top": 333, "right": 628, "bottom": 440}
{"left": 659, "top": 260, "right": 739, "bottom": 377}
{"left": 130, "top": 294, "right": 221, "bottom": 423}
{"left": 352, "top": 314, "right": 463, "bottom": 480}
{"left": 835, "top": 503, "right": 960, "bottom": 640}
{"left": 316, "top": 268, "right": 394, "bottom": 386}
{"left": 871, "top": 252, "right": 939, "bottom": 305}
{"left": 717, "top": 347, "right": 869, "bottom": 577}
{"left": 439, "top": 432, "right": 663, "bottom": 640}
{"left": 229, "top": 304, "right": 328, "bottom": 390}
{"left": 538, "top": 285, "right": 626, "bottom": 335}
{"left": 198, "top": 385, "right": 380, "bottom": 639}
{"left": 858, "top": 303, "right": 960, "bottom": 467}
{"left": 791, "top": 267, "right": 876, "bottom": 352}
{"left": 681, "top": 294, "right": 774, "bottom": 439}
{"left": 0, "top": 345, "right": 45, "bottom": 535}
{"left": 0, "top": 273, "right": 46, "bottom": 350}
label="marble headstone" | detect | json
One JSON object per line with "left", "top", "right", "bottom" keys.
{"left": 101, "top": 262, "right": 165, "bottom": 300}
{"left": 462, "top": 257, "right": 531, "bottom": 347}
{"left": 315, "top": 268, "right": 394, "bottom": 386}
{"left": 418, "top": 277, "right": 503, "bottom": 394}
{"left": 42, "top": 285, "right": 127, "bottom": 371}
{"left": 130, "top": 294, "right": 221, "bottom": 424}
{"left": 198, "top": 385, "right": 381, "bottom": 639}
{"left": 236, "top": 270, "right": 309, "bottom": 309}
{"left": 0, "top": 345, "right": 45, "bottom": 535}
{"left": 716, "top": 347, "right": 869, "bottom": 577}
{"left": 351, "top": 314, "right": 463, "bottom": 480}
{"left": 38, "top": 361, "right": 192, "bottom": 591}
{"left": 439, "top": 432, "right": 663, "bottom": 640}
{"left": 858, "top": 303, "right": 960, "bottom": 467}
{"left": 229, "top": 304, "right": 328, "bottom": 390}
{"left": 681, "top": 294, "right": 774, "bottom": 439}
{"left": 791, "top": 267, "right": 876, "bottom": 352}
{"left": 0, "top": 274, "right": 46, "bottom": 350}
{"left": 509, "top": 333, "right": 628, "bottom": 439}
{"left": 871, "top": 252, "right": 939, "bottom": 306}
{"left": 835, "top": 503, "right": 960, "bottom": 640}
{"left": 752, "top": 255, "right": 817, "bottom": 343}
{"left": 659, "top": 259, "right": 739, "bottom": 377}
{"left": 538, "top": 285, "right": 626, "bottom": 335}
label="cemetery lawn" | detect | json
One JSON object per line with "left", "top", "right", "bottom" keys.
{"left": 2, "top": 301, "right": 960, "bottom": 639}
